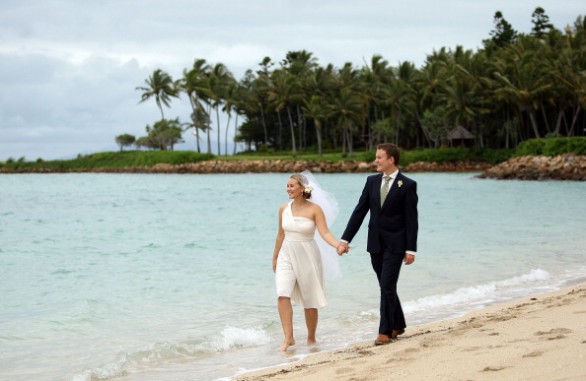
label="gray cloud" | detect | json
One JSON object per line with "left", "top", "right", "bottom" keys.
{"left": 0, "top": 0, "right": 583, "bottom": 160}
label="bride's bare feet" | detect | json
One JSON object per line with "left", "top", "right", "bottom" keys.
{"left": 279, "top": 338, "right": 295, "bottom": 352}
{"left": 307, "top": 338, "right": 317, "bottom": 346}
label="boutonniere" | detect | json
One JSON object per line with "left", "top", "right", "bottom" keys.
{"left": 398, "top": 180, "right": 403, "bottom": 188}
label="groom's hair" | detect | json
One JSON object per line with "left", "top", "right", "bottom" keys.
{"left": 377, "top": 143, "right": 400, "bottom": 165}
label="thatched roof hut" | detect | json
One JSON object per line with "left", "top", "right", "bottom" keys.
{"left": 447, "top": 126, "right": 474, "bottom": 147}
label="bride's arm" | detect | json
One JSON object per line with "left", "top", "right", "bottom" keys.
{"left": 314, "top": 204, "right": 340, "bottom": 249}
{"left": 272, "top": 204, "right": 286, "bottom": 272}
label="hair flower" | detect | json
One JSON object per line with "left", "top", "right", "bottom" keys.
{"left": 398, "top": 180, "right": 403, "bottom": 188}
{"left": 304, "top": 185, "right": 313, "bottom": 192}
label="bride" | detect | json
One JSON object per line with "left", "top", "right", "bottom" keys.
{"left": 272, "top": 171, "right": 343, "bottom": 351}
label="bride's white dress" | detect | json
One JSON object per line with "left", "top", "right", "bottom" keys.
{"left": 275, "top": 202, "right": 327, "bottom": 309}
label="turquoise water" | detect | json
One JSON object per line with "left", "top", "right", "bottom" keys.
{"left": 0, "top": 173, "right": 585, "bottom": 381}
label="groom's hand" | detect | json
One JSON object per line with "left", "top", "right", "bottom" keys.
{"left": 404, "top": 253, "right": 415, "bottom": 265}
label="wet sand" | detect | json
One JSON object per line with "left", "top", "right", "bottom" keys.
{"left": 235, "top": 283, "right": 586, "bottom": 380}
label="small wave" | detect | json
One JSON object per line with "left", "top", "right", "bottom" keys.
{"left": 340, "top": 309, "right": 379, "bottom": 325}
{"left": 70, "top": 357, "right": 127, "bottom": 381}
{"left": 209, "top": 326, "right": 271, "bottom": 352}
{"left": 403, "top": 269, "right": 553, "bottom": 321}
{"left": 69, "top": 326, "right": 271, "bottom": 381}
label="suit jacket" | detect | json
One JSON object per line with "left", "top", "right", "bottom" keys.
{"left": 341, "top": 172, "right": 418, "bottom": 254}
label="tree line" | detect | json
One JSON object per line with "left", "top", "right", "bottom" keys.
{"left": 119, "top": 8, "right": 586, "bottom": 157}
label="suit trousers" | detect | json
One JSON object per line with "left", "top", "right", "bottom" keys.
{"left": 370, "top": 248, "right": 406, "bottom": 335}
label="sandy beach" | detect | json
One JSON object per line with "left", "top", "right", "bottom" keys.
{"left": 236, "top": 283, "right": 586, "bottom": 381}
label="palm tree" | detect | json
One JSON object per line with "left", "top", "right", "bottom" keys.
{"left": 282, "top": 51, "right": 320, "bottom": 150}
{"left": 302, "top": 64, "right": 336, "bottom": 156}
{"left": 255, "top": 57, "right": 274, "bottom": 145}
{"left": 136, "top": 69, "right": 179, "bottom": 120}
{"left": 230, "top": 83, "right": 248, "bottom": 154}
{"left": 441, "top": 48, "right": 492, "bottom": 148}
{"left": 303, "top": 95, "right": 332, "bottom": 157}
{"left": 235, "top": 69, "right": 267, "bottom": 148}
{"left": 332, "top": 87, "right": 365, "bottom": 156}
{"left": 127, "top": 15, "right": 586, "bottom": 154}
{"left": 335, "top": 63, "right": 368, "bottom": 156}
{"left": 415, "top": 54, "right": 449, "bottom": 146}
{"left": 268, "top": 68, "right": 302, "bottom": 155}
{"left": 362, "top": 55, "right": 393, "bottom": 148}
{"left": 182, "top": 104, "right": 210, "bottom": 153}
{"left": 208, "top": 63, "right": 234, "bottom": 155}
{"left": 387, "top": 61, "right": 418, "bottom": 145}
{"left": 222, "top": 79, "right": 240, "bottom": 154}
{"left": 493, "top": 37, "right": 552, "bottom": 139}
{"left": 552, "top": 16, "right": 586, "bottom": 135}
{"left": 180, "top": 59, "right": 212, "bottom": 153}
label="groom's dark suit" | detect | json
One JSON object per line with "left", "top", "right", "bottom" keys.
{"left": 341, "top": 171, "right": 418, "bottom": 336}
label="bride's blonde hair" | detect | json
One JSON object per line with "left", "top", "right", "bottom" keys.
{"left": 290, "top": 174, "right": 312, "bottom": 199}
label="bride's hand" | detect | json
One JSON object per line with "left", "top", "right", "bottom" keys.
{"left": 336, "top": 242, "right": 349, "bottom": 255}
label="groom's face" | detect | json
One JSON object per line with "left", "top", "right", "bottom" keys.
{"left": 375, "top": 149, "right": 395, "bottom": 174}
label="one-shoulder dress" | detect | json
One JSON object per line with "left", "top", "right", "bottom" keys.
{"left": 275, "top": 202, "right": 327, "bottom": 308}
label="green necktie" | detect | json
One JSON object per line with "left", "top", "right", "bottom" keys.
{"left": 380, "top": 175, "right": 391, "bottom": 206}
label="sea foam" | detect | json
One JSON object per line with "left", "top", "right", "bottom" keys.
{"left": 404, "top": 268, "right": 552, "bottom": 323}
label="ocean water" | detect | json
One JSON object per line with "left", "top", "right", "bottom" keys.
{"left": 0, "top": 172, "right": 585, "bottom": 381}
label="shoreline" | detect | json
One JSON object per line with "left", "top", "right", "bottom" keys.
{"left": 1, "top": 155, "right": 584, "bottom": 180}
{"left": 234, "top": 282, "right": 586, "bottom": 381}
{"left": 0, "top": 159, "right": 490, "bottom": 174}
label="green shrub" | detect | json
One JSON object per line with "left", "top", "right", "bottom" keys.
{"left": 515, "top": 137, "right": 586, "bottom": 156}
{"left": 75, "top": 151, "right": 215, "bottom": 167}
{"left": 360, "top": 151, "right": 376, "bottom": 163}
{"left": 402, "top": 147, "right": 471, "bottom": 165}
{"left": 1, "top": 151, "right": 215, "bottom": 171}
{"left": 480, "top": 149, "right": 514, "bottom": 164}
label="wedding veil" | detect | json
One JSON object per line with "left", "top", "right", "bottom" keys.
{"left": 300, "top": 170, "right": 342, "bottom": 279}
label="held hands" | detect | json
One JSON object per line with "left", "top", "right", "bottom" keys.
{"left": 336, "top": 242, "right": 350, "bottom": 256}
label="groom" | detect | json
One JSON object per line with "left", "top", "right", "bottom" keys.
{"left": 337, "top": 143, "right": 418, "bottom": 346}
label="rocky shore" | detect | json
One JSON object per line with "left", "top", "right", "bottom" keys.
{"left": 136, "top": 159, "right": 491, "bottom": 174}
{"left": 2, "top": 155, "right": 584, "bottom": 180}
{"left": 0, "top": 160, "right": 489, "bottom": 174}
{"left": 479, "top": 154, "right": 586, "bottom": 181}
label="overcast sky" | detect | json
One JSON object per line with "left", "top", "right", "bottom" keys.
{"left": 1, "top": 0, "right": 583, "bottom": 160}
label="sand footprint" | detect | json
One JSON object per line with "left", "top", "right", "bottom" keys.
{"left": 534, "top": 327, "right": 572, "bottom": 340}
{"left": 523, "top": 350, "right": 544, "bottom": 358}
{"left": 335, "top": 367, "right": 354, "bottom": 375}
{"left": 482, "top": 366, "right": 507, "bottom": 372}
